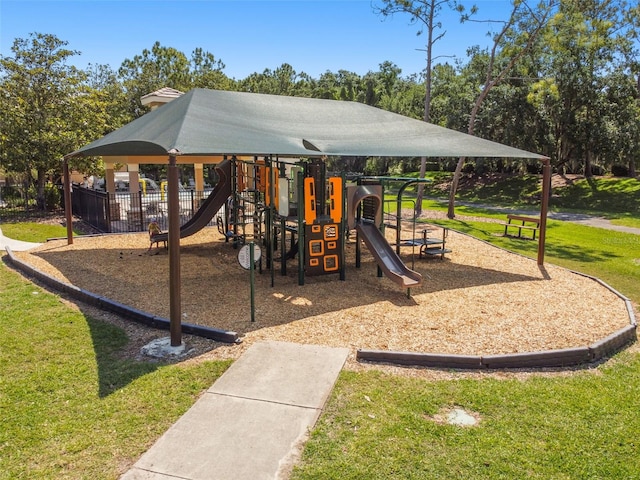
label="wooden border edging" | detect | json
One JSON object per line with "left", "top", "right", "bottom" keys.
{"left": 356, "top": 347, "right": 595, "bottom": 369}
{"left": 356, "top": 350, "right": 483, "bottom": 369}
{"left": 589, "top": 325, "right": 637, "bottom": 360}
{"left": 482, "top": 347, "right": 591, "bottom": 369}
{"left": 5, "top": 247, "right": 240, "bottom": 344}
{"left": 5, "top": 244, "right": 637, "bottom": 368}
{"left": 357, "top": 331, "right": 637, "bottom": 369}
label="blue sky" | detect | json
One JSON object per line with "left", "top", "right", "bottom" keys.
{"left": 1, "top": 0, "right": 509, "bottom": 80}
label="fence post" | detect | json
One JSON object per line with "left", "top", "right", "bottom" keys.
{"left": 138, "top": 191, "right": 144, "bottom": 231}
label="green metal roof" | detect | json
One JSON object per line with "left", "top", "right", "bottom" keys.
{"left": 67, "top": 88, "right": 547, "bottom": 160}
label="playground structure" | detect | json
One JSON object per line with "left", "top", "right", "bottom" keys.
{"left": 45, "top": 88, "right": 634, "bottom": 370}
{"left": 62, "top": 87, "right": 556, "bottom": 349}
{"left": 149, "top": 156, "right": 452, "bottom": 291}
{"left": 8, "top": 216, "right": 636, "bottom": 370}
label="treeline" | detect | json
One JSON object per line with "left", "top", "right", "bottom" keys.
{"left": 1, "top": 0, "right": 639, "bottom": 208}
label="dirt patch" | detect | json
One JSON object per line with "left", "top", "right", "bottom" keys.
{"left": 428, "top": 406, "right": 482, "bottom": 427}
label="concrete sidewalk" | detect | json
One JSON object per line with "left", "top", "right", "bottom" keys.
{"left": 0, "top": 226, "right": 42, "bottom": 252}
{"left": 549, "top": 213, "right": 640, "bottom": 235}
{"left": 447, "top": 202, "right": 640, "bottom": 235}
{"left": 120, "top": 341, "right": 350, "bottom": 480}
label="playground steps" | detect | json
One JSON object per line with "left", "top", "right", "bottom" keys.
{"left": 381, "top": 209, "right": 451, "bottom": 260}
{"left": 397, "top": 225, "right": 451, "bottom": 259}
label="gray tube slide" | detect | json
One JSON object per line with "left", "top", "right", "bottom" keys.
{"left": 151, "top": 158, "right": 232, "bottom": 243}
{"left": 356, "top": 220, "right": 422, "bottom": 288}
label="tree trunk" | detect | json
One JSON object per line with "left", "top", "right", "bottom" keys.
{"left": 36, "top": 169, "right": 47, "bottom": 211}
{"left": 415, "top": 157, "right": 427, "bottom": 216}
{"left": 415, "top": 0, "right": 436, "bottom": 219}
{"left": 445, "top": 1, "right": 549, "bottom": 219}
{"left": 584, "top": 151, "right": 593, "bottom": 178}
{"left": 447, "top": 157, "right": 465, "bottom": 218}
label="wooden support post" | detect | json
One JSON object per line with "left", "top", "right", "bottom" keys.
{"left": 63, "top": 158, "right": 73, "bottom": 245}
{"left": 168, "top": 151, "right": 182, "bottom": 347}
{"left": 538, "top": 158, "right": 551, "bottom": 266}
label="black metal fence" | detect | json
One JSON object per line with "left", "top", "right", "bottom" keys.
{"left": 71, "top": 186, "right": 216, "bottom": 233}
{"left": 0, "top": 184, "right": 63, "bottom": 222}
{"left": 71, "top": 186, "right": 112, "bottom": 232}
{"left": 0, "top": 184, "right": 223, "bottom": 234}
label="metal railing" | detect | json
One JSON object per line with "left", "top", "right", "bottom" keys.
{"left": 0, "top": 185, "right": 63, "bottom": 222}
{"left": 72, "top": 186, "right": 216, "bottom": 233}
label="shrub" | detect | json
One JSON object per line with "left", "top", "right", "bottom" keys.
{"left": 44, "top": 183, "right": 61, "bottom": 211}
{"left": 611, "top": 164, "right": 629, "bottom": 177}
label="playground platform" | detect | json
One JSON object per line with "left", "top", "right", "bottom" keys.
{"left": 120, "top": 341, "right": 349, "bottom": 480}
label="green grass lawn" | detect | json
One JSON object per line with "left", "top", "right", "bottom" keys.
{"left": 421, "top": 216, "right": 640, "bottom": 303}
{"left": 0, "top": 221, "right": 75, "bottom": 242}
{"left": 0, "top": 264, "right": 231, "bottom": 479}
{"left": 552, "top": 176, "right": 640, "bottom": 214}
{"left": 415, "top": 173, "right": 640, "bottom": 215}
{"left": 2, "top": 174, "right": 639, "bottom": 480}
{"left": 610, "top": 215, "right": 640, "bottom": 229}
{"left": 293, "top": 176, "right": 640, "bottom": 479}
{"left": 292, "top": 356, "right": 640, "bottom": 479}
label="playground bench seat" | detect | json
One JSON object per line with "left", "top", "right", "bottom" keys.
{"left": 502, "top": 214, "right": 540, "bottom": 240}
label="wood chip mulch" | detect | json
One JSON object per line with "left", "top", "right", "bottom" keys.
{"left": 12, "top": 218, "right": 636, "bottom": 379}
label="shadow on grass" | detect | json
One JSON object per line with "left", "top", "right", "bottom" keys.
{"left": 544, "top": 223, "right": 624, "bottom": 263}
{"left": 543, "top": 241, "right": 621, "bottom": 263}
{"left": 1, "top": 258, "right": 164, "bottom": 399}
{"left": 552, "top": 177, "right": 640, "bottom": 213}
{"left": 83, "top": 314, "right": 161, "bottom": 398}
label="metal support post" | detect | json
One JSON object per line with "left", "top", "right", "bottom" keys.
{"left": 168, "top": 152, "right": 182, "bottom": 347}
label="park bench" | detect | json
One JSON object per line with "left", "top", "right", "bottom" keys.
{"left": 502, "top": 214, "right": 540, "bottom": 240}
